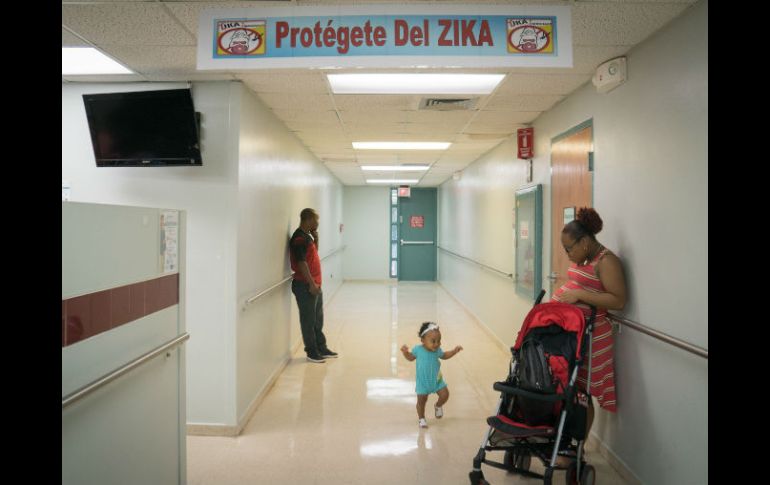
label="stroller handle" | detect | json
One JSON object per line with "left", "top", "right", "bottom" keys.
{"left": 535, "top": 289, "right": 546, "bottom": 305}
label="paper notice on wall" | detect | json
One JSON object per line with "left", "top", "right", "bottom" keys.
{"left": 520, "top": 221, "right": 529, "bottom": 239}
{"left": 160, "top": 210, "right": 179, "bottom": 273}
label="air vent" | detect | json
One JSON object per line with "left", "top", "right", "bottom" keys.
{"left": 419, "top": 97, "right": 478, "bottom": 111}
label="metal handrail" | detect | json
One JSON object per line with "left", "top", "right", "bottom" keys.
{"left": 607, "top": 314, "right": 708, "bottom": 359}
{"left": 62, "top": 333, "right": 190, "bottom": 409}
{"left": 242, "top": 245, "right": 346, "bottom": 309}
{"left": 437, "top": 244, "right": 706, "bottom": 359}
{"left": 244, "top": 275, "right": 294, "bottom": 307}
{"left": 438, "top": 246, "right": 513, "bottom": 279}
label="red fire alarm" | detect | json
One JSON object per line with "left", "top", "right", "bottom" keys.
{"left": 517, "top": 128, "right": 534, "bottom": 159}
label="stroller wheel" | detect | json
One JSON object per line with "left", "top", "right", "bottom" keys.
{"left": 565, "top": 462, "right": 579, "bottom": 485}
{"left": 580, "top": 464, "right": 596, "bottom": 485}
{"left": 468, "top": 470, "right": 489, "bottom": 485}
{"left": 503, "top": 449, "right": 531, "bottom": 472}
{"left": 544, "top": 467, "right": 554, "bottom": 485}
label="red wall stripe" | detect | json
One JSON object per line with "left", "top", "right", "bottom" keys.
{"left": 62, "top": 274, "right": 179, "bottom": 347}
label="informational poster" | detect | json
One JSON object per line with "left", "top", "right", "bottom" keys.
{"left": 160, "top": 210, "right": 179, "bottom": 273}
{"left": 410, "top": 215, "right": 424, "bottom": 228}
{"left": 520, "top": 221, "right": 529, "bottom": 239}
{"left": 563, "top": 206, "right": 575, "bottom": 225}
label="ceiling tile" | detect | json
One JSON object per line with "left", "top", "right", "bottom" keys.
{"left": 572, "top": 2, "right": 691, "bottom": 46}
{"left": 338, "top": 111, "right": 409, "bottom": 124}
{"left": 62, "top": 4, "right": 195, "bottom": 46}
{"left": 270, "top": 109, "right": 340, "bottom": 123}
{"left": 334, "top": 95, "right": 422, "bottom": 111}
{"left": 238, "top": 72, "right": 329, "bottom": 94}
{"left": 484, "top": 94, "right": 563, "bottom": 112}
{"left": 495, "top": 74, "right": 590, "bottom": 96}
{"left": 96, "top": 45, "right": 199, "bottom": 76}
{"left": 62, "top": 28, "right": 91, "bottom": 47}
{"left": 258, "top": 93, "right": 335, "bottom": 111}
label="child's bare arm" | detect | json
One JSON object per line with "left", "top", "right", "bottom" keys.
{"left": 400, "top": 344, "right": 416, "bottom": 361}
{"left": 440, "top": 345, "right": 464, "bottom": 360}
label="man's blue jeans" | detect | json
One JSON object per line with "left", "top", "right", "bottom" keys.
{"left": 291, "top": 279, "right": 327, "bottom": 356}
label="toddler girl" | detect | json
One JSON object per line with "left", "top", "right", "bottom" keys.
{"left": 400, "top": 322, "right": 463, "bottom": 428}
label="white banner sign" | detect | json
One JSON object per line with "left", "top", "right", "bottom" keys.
{"left": 197, "top": 4, "right": 572, "bottom": 69}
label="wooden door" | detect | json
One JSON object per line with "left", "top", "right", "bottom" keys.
{"left": 550, "top": 124, "right": 593, "bottom": 294}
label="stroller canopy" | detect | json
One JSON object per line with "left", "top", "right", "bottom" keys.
{"left": 513, "top": 302, "right": 586, "bottom": 360}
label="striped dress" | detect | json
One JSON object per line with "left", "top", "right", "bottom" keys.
{"left": 551, "top": 248, "right": 617, "bottom": 412}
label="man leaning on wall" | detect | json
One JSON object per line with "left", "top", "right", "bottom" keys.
{"left": 289, "top": 208, "right": 338, "bottom": 363}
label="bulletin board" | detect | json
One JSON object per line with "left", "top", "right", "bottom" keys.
{"left": 514, "top": 184, "right": 543, "bottom": 300}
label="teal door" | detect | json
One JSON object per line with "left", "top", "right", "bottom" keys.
{"left": 398, "top": 188, "right": 437, "bottom": 281}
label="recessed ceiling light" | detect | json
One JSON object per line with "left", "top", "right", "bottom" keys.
{"left": 366, "top": 179, "right": 419, "bottom": 184}
{"left": 353, "top": 142, "right": 451, "bottom": 150}
{"left": 328, "top": 73, "right": 505, "bottom": 94}
{"left": 361, "top": 165, "right": 430, "bottom": 171}
{"left": 62, "top": 47, "right": 133, "bottom": 75}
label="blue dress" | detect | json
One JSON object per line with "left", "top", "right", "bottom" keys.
{"left": 412, "top": 345, "right": 447, "bottom": 395}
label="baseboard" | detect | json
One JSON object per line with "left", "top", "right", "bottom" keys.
{"left": 187, "top": 355, "right": 291, "bottom": 437}
{"left": 342, "top": 279, "right": 395, "bottom": 284}
{"left": 186, "top": 423, "right": 239, "bottom": 437}
{"left": 437, "top": 281, "right": 511, "bottom": 356}
{"left": 586, "top": 432, "right": 643, "bottom": 484}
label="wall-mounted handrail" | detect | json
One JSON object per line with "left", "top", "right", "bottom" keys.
{"left": 242, "top": 245, "right": 346, "bottom": 309}
{"left": 320, "top": 245, "right": 346, "bottom": 260}
{"left": 62, "top": 333, "right": 190, "bottom": 409}
{"left": 438, "top": 246, "right": 513, "bottom": 280}
{"left": 607, "top": 314, "right": 708, "bottom": 359}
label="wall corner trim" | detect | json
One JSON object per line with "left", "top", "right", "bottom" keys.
{"left": 586, "top": 432, "right": 644, "bottom": 485}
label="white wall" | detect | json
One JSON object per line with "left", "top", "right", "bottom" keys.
{"left": 438, "top": 141, "right": 535, "bottom": 345}
{"left": 63, "top": 81, "right": 240, "bottom": 426}
{"left": 342, "top": 186, "right": 391, "bottom": 280}
{"left": 235, "top": 83, "right": 344, "bottom": 423}
{"left": 439, "top": 1, "right": 707, "bottom": 483}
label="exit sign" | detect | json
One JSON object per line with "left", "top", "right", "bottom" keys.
{"left": 398, "top": 186, "right": 411, "bottom": 197}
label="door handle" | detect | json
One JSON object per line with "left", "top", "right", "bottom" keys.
{"left": 400, "top": 239, "right": 435, "bottom": 246}
{"left": 547, "top": 272, "right": 559, "bottom": 281}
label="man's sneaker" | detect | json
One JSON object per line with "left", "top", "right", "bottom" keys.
{"left": 306, "top": 353, "right": 326, "bottom": 363}
{"left": 418, "top": 418, "right": 428, "bottom": 428}
{"left": 435, "top": 406, "right": 444, "bottom": 419}
{"left": 320, "top": 349, "right": 338, "bottom": 358}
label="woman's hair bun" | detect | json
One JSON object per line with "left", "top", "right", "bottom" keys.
{"left": 576, "top": 207, "right": 603, "bottom": 235}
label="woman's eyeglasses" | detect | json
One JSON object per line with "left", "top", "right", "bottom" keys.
{"left": 563, "top": 236, "right": 583, "bottom": 254}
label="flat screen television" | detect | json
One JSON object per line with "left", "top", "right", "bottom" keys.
{"left": 82, "top": 88, "right": 202, "bottom": 167}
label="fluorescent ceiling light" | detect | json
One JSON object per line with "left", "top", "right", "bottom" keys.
{"left": 361, "top": 165, "right": 429, "bottom": 171}
{"left": 353, "top": 142, "right": 451, "bottom": 150}
{"left": 328, "top": 73, "right": 505, "bottom": 94}
{"left": 366, "top": 179, "right": 418, "bottom": 184}
{"left": 62, "top": 47, "right": 133, "bottom": 75}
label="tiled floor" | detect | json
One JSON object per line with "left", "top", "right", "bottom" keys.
{"left": 187, "top": 282, "right": 631, "bottom": 484}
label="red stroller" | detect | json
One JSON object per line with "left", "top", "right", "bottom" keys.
{"left": 469, "top": 290, "right": 597, "bottom": 485}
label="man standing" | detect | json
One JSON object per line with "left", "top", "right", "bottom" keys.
{"left": 289, "top": 208, "right": 338, "bottom": 363}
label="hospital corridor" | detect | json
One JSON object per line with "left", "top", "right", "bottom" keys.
{"left": 62, "top": 1, "right": 708, "bottom": 484}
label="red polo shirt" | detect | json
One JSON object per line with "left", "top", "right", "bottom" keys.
{"left": 289, "top": 229, "right": 321, "bottom": 286}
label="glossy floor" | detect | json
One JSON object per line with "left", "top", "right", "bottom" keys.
{"left": 187, "top": 282, "right": 631, "bottom": 484}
